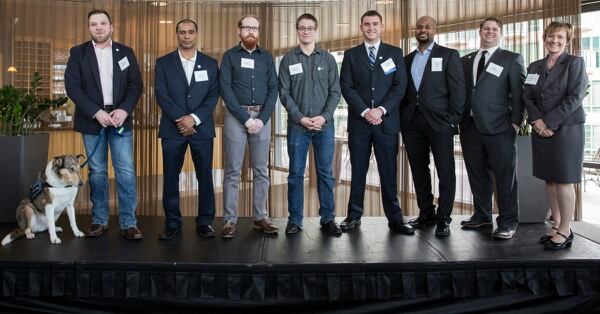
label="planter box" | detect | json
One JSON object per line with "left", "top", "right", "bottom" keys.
{"left": 517, "top": 136, "right": 548, "bottom": 223}
{"left": 0, "top": 133, "right": 49, "bottom": 223}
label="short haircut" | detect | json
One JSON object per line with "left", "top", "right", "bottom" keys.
{"left": 361, "top": 10, "right": 383, "bottom": 24}
{"left": 176, "top": 19, "right": 198, "bottom": 32}
{"left": 296, "top": 13, "right": 318, "bottom": 30}
{"left": 88, "top": 9, "right": 112, "bottom": 24}
{"left": 544, "top": 21, "right": 574, "bottom": 42}
{"left": 479, "top": 17, "right": 502, "bottom": 32}
{"left": 238, "top": 14, "right": 260, "bottom": 28}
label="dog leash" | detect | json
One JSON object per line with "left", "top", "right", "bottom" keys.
{"left": 80, "top": 128, "right": 106, "bottom": 168}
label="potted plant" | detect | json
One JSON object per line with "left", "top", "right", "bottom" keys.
{"left": 0, "top": 72, "right": 67, "bottom": 223}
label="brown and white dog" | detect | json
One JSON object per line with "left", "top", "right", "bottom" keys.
{"left": 1, "top": 154, "right": 86, "bottom": 245}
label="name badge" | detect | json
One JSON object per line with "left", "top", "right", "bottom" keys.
{"left": 431, "top": 58, "right": 443, "bottom": 72}
{"left": 118, "top": 57, "right": 130, "bottom": 71}
{"left": 380, "top": 58, "right": 397, "bottom": 75}
{"left": 525, "top": 73, "right": 540, "bottom": 85}
{"left": 486, "top": 62, "right": 503, "bottom": 77}
{"left": 194, "top": 70, "right": 208, "bottom": 82}
{"left": 289, "top": 63, "right": 303, "bottom": 76}
{"left": 241, "top": 58, "right": 254, "bottom": 69}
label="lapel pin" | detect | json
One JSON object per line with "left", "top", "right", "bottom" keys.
{"left": 468, "top": 55, "right": 472, "bottom": 59}
{"left": 197, "top": 65, "right": 201, "bottom": 69}
{"left": 115, "top": 48, "right": 119, "bottom": 52}
{"left": 379, "top": 56, "right": 382, "bottom": 59}
{"left": 317, "top": 66, "right": 322, "bottom": 71}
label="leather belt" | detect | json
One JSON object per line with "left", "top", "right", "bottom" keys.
{"left": 241, "top": 105, "right": 262, "bottom": 112}
{"left": 104, "top": 105, "right": 115, "bottom": 112}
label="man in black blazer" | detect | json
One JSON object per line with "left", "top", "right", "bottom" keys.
{"left": 401, "top": 16, "right": 466, "bottom": 237}
{"left": 459, "top": 17, "right": 526, "bottom": 239}
{"left": 65, "top": 9, "right": 143, "bottom": 240}
{"left": 340, "top": 10, "right": 413, "bottom": 235}
{"left": 155, "top": 19, "right": 219, "bottom": 239}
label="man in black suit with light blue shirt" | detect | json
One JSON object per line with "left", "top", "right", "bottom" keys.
{"left": 154, "top": 19, "right": 219, "bottom": 240}
{"left": 459, "top": 17, "right": 526, "bottom": 239}
{"left": 339, "top": 10, "right": 413, "bottom": 235}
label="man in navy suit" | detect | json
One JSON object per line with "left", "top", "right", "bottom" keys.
{"left": 340, "top": 10, "right": 413, "bottom": 235}
{"left": 401, "top": 16, "right": 466, "bottom": 237}
{"left": 459, "top": 17, "right": 526, "bottom": 239}
{"left": 65, "top": 9, "right": 143, "bottom": 240}
{"left": 154, "top": 19, "right": 219, "bottom": 239}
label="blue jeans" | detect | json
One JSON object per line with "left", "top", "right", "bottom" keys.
{"left": 82, "top": 126, "right": 137, "bottom": 229}
{"left": 287, "top": 125, "right": 335, "bottom": 227}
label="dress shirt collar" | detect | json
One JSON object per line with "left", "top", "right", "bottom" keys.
{"left": 178, "top": 49, "right": 197, "bottom": 63}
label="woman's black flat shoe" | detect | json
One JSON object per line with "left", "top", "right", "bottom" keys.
{"left": 539, "top": 226, "right": 559, "bottom": 244}
{"left": 544, "top": 230, "right": 574, "bottom": 250}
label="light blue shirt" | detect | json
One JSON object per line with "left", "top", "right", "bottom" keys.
{"left": 411, "top": 41, "right": 435, "bottom": 91}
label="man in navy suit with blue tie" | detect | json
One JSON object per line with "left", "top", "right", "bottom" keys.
{"left": 339, "top": 10, "right": 413, "bottom": 235}
{"left": 65, "top": 9, "right": 143, "bottom": 240}
{"left": 154, "top": 19, "right": 219, "bottom": 239}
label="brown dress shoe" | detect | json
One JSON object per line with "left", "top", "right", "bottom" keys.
{"left": 253, "top": 219, "right": 279, "bottom": 234}
{"left": 86, "top": 224, "right": 108, "bottom": 237}
{"left": 120, "top": 227, "right": 143, "bottom": 240}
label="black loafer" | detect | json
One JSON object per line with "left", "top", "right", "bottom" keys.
{"left": 388, "top": 220, "right": 415, "bottom": 235}
{"left": 340, "top": 217, "right": 361, "bottom": 231}
{"left": 435, "top": 221, "right": 451, "bottom": 237}
{"left": 408, "top": 215, "right": 437, "bottom": 228}
{"left": 285, "top": 223, "right": 301, "bottom": 234}
{"left": 158, "top": 227, "right": 182, "bottom": 240}
{"left": 461, "top": 217, "right": 493, "bottom": 229}
{"left": 492, "top": 227, "right": 516, "bottom": 240}
{"left": 197, "top": 225, "right": 215, "bottom": 238}
{"left": 321, "top": 221, "right": 342, "bottom": 236}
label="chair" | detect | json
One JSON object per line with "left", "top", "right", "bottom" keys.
{"left": 583, "top": 147, "right": 600, "bottom": 192}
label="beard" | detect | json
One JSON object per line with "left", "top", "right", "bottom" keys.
{"left": 416, "top": 33, "right": 431, "bottom": 45}
{"left": 241, "top": 35, "right": 257, "bottom": 50}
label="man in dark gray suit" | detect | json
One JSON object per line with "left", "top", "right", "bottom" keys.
{"left": 401, "top": 16, "right": 466, "bottom": 237}
{"left": 459, "top": 17, "right": 526, "bottom": 239}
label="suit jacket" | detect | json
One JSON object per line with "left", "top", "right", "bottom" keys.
{"left": 154, "top": 50, "right": 219, "bottom": 139}
{"left": 65, "top": 41, "right": 143, "bottom": 134}
{"left": 460, "top": 48, "right": 526, "bottom": 135}
{"left": 401, "top": 43, "right": 466, "bottom": 131}
{"left": 340, "top": 42, "right": 407, "bottom": 134}
{"left": 522, "top": 52, "right": 587, "bottom": 130}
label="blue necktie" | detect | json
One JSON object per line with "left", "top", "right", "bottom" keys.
{"left": 368, "top": 46, "right": 376, "bottom": 70}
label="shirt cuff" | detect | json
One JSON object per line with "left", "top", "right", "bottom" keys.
{"left": 377, "top": 106, "right": 387, "bottom": 115}
{"left": 190, "top": 113, "right": 201, "bottom": 126}
{"left": 360, "top": 108, "right": 369, "bottom": 118}
{"left": 93, "top": 109, "right": 103, "bottom": 120}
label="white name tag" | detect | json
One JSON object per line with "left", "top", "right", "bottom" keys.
{"left": 380, "top": 58, "right": 397, "bottom": 75}
{"left": 431, "top": 58, "right": 442, "bottom": 72}
{"left": 118, "top": 57, "right": 130, "bottom": 71}
{"left": 241, "top": 58, "right": 254, "bottom": 69}
{"left": 194, "top": 70, "right": 208, "bottom": 82}
{"left": 525, "top": 73, "right": 540, "bottom": 85}
{"left": 289, "top": 63, "right": 303, "bottom": 76}
{"left": 486, "top": 62, "right": 503, "bottom": 77}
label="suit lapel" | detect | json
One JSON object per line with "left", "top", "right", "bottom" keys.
{"left": 189, "top": 51, "right": 203, "bottom": 89}
{"left": 357, "top": 43, "right": 372, "bottom": 70}
{"left": 465, "top": 51, "right": 476, "bottom": 87}
{"left": 170, "top": 50, "right": 190, "bottom": 87}
{"left": 374, "top": 43, "right": 387, "bottom": 69}
{"left": 112, "top": 43, "right": 122, "bottom": 101}
{"left": 417, "top": 43, "right": 436, "bottom": 93}
{"left": 542, "top": 52, "right": 568, "bottom": 90}
{"left": 476, "top": 48, "right": 502, "bottom": 85}
{"left": 85, "top": 42, "right": 103, "bottom": 97}
{"left": 406, "top": 51, "right": 417, "bottom": 92}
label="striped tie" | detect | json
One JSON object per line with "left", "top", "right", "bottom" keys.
{"left": 368, "top": 46, "right": 376, "bottom": 70}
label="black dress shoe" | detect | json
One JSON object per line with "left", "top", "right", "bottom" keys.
{"left": 408, "top": 215, "right": 437, "bottom": 228}
{"left": 492, "top": 227, "right": 516, "bottom": 240}
{"left": 435, "top": 221, "right": 451, "bottom": 237}
{"left": 197, "top": 225, "right": 215, "bottom": 238}
{"left": 388, "top": 220, "right": 415, "bottom": 235}
{"left": 544, "top": 230, "right": 574, "bottom": 250}
{"left": 461, "top": 217, "right": 493, "bottom": 229}
{"left": 539, "top": 227, "right": 559, "bottom": 244}
{"left": 321, "top": 221, "right": 342, "bottom": 235}
{"left": 285, "top": 223, "right": 301, "bottom": 234}
{"left": 158, "top": 227, "right": 182, "bottom": 240}
{"left": 340, "top": 217, "right": 361, "bottom": 231}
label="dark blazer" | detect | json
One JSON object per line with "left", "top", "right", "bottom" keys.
{"left": 65, "top": 41, "right": 143, "bottom": 134}
{"left": 155, "top": 50, "right": 219, "bottom": 139}
{"left": 460, "top": 48, "right": 526, "bottom": 135}
{"left": 401, "top": 43, "right": 466, "bottom": 131}
{"left": 522, "top": 52, "right": 587, "bottom": 130}
{"left": 340, "top": 42, "right": 407, "bottom": 134}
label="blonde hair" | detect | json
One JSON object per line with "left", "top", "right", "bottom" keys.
{"left": 544, "top": 21, "right": 573, "bottom": 42}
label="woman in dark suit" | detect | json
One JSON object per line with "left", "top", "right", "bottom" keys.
{"left": 523, "top": 22, "right": 588, "bottom": 250}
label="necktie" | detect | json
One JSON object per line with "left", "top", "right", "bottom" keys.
{"left": 476, "top": 50, "right": 487, "bottom": 81}
{"left": 368, "top": 46, "right": 376, "bottom": 70}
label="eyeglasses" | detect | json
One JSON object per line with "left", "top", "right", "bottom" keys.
{"left": 240, "top": 26, "right": 259, "bottom": 32}
{"left": 297, "top": 26, "right": 316, "bottom": 33}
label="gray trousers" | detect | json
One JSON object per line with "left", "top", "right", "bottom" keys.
{"left": 222, "top": 109, "right": 271, "bottom": 223}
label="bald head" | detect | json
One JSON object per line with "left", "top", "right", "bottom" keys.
{"left": 415, "top": 15, "right": 437, "bottom": 48}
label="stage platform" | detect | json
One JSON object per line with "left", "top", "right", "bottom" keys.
{"left": 1, "top": 215, "right": 600, "bottom": 313}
